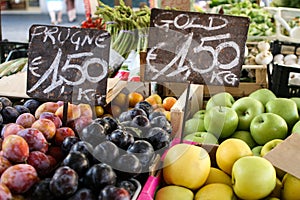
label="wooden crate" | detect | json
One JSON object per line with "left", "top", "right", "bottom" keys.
{"left": 203, "top": 64, "right": 268, "bottom": 99}
{"left": 170, "top": 84, "right": 204, "bottom": 140}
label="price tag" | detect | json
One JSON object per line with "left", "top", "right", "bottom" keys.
{"left": 27, "top": 25, "right": 111, "bottom": 104}
{"left": 144, "top": 8, "right": 250, "bottom": 87}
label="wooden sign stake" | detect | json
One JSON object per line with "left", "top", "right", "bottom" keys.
{"left": 62, "top": 101, "right": 69, "bottom": 127}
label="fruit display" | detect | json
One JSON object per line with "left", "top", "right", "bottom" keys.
{"left": 183, "top": 88, "right": 300, "bottom": 145}
{"left": 149, "top": 141, "right": 280, "bottom": 200}
{"left": 0, "top": 88, "right": 179, "bottom": 199}
{"left": 141, "top": 87, "right": 300, "bottom": 199}
{"left": 142, "top": 139, "right": 294, "bottom": 200}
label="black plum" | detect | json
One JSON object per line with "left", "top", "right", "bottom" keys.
{"left": 1, "top": 106, "right": 19, "bottom": 124}
{"left": 102, "top": 116, "right": 119, "bottom": 134}
{"left": 98, "top": 185, "right": 131, "bottom": 200}
{"left": 61, "top": 136, "right": 81, "bottom": 155}
{"left": 14, "top": 105, "right": 30, "bottom": 115}
{"left": 106, "top": 129, "right": 134, "bottom": 150}
{"left": 79, "top": 122, "right": 106, "bottom": 147}
{"left": 67, "top": 188, "right": 97, "bottom": 200}
{"left": 134, "top": 101, "right": 153, "bottom": 116}
{"left": 70, "top": 141, "right": 94, "bottom": 162}
{"left": 127, "top": 140, "right": 155, "bottom": 171}
{"left": 126, "top": 108, "right": 147, "bottom": 120}
{"left": 117, "top": 180, "right": 137, "bottom": 197}
{"left": 93, "top": 118, "right": 111, "bottom": 134}
{"left": 144, "top": 127, "right": 170, "bottom": 152}
{"left": 150, "top": 115, "right": 172, "bottom": 134}
{"left": 61, "top": 151, "right": 90, "bottom": 177}
{"left": 148, "top": 111, "right": 165, "bottom": 121}
{"left": 131, "top": 115, "right": 151, "bottom": 129}
{"left": 114, "top": 153, "right": 142, "bottom": 180}
{"left": 93, "top": 140, "right": 120, "bottom": 165}
{"left": 23, "top": 99, "right": 41, "bottom": 115}
{"left": 31, "top": 178, "right": 56, "bottom": 200}
{"left": 49, "top": 166, "right": 79, "bottom": 197}
{"left": 0, "top": 97, "right": 12, "bottom": 108}
{"left": 83, "top": 163, "right": 117, "bottom": 192}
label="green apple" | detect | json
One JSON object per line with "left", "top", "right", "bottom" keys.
{"left": 183, "top": 132, "right": 218, "bottom": 144}
{"left": 232, "top": 96, "right": 265, "bottom": 130}
{"left": 290, "top": 97, "right": 300, "bottom": 113}
{"left": 281, "top": 173, "right": 300, "bottom": 200}
{"left": 252, "top": 145, "right": 263, "bottom": 156}
{"left": 205, "top": 92, "right": 235, "bottom": 110}
{"left": 291, "top": 120, "right": 300, "bottom": 134}
{"left": 231, "top": 130, "right": 257, "bottom": 148}
{"left": 192, "top": 110, "right": 205, "bottom": 119}
{"left": 183, "top": 118, "right": 206, "bottom": 136}
{"left": 249, "top": 88, "right": 277, "bottom": 106}
{"left": 155, "top": 185, "right": 194, "bottom": 200}
{"left": 250, "top": 113, "right": 288, "bottom": 145}
{"left": 260, "top": 139, "right": 283, "bottom": 157}
{"left": 204, "top": 106, "right": 238, "bottom": 139}
{"left": 232, "top": 156, "right": 276, "bottom": 200}
{"left": 266, "top": 98, "right": 299, "bottom": 129}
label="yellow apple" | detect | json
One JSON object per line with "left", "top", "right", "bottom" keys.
{"left": 155, "top": 185, "right": 193, "bottom": 200}
{"left": 281, "top": 173, "right": 300, "bottom": 200}
{"left": 232, "top": 156, "right": 276, "bottom": 200}
{"left": 163, "top": 143, "right": 211, "bottom": 190}
{"left": 204, "top": 167, "right": 232, "bottom": 186}
{"left": 195, "top": 183, "right": 236, "bottom": 200}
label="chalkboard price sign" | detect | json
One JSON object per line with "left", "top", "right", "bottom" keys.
{"left": 27, "top": 25, "right": 111, "bottom": 104}
{"left": 144, "top": 8, "right": 250, "bottom": 87}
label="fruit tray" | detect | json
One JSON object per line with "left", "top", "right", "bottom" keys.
{"left": 267, "top": 40, "right": 300, "bottom": 98}
{"left": 137, "top": 141, "right": 218, "bottom": 200}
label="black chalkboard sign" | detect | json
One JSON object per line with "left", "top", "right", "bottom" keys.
{"left": 27, "top": 25, "right": 111, "bottom": 104}
{"left": 144, "top": 8, "right": 250, "bottom": 87}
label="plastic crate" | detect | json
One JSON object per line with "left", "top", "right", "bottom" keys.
{"left": 268, "top": 40, "right": 300, "bottom": 98}
{"left": 0, "top": 41, "right": 28, "bottom": 63}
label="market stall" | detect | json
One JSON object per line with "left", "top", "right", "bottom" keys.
{"left": 0, "top": 0, "right": 300, "bottom": 199}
